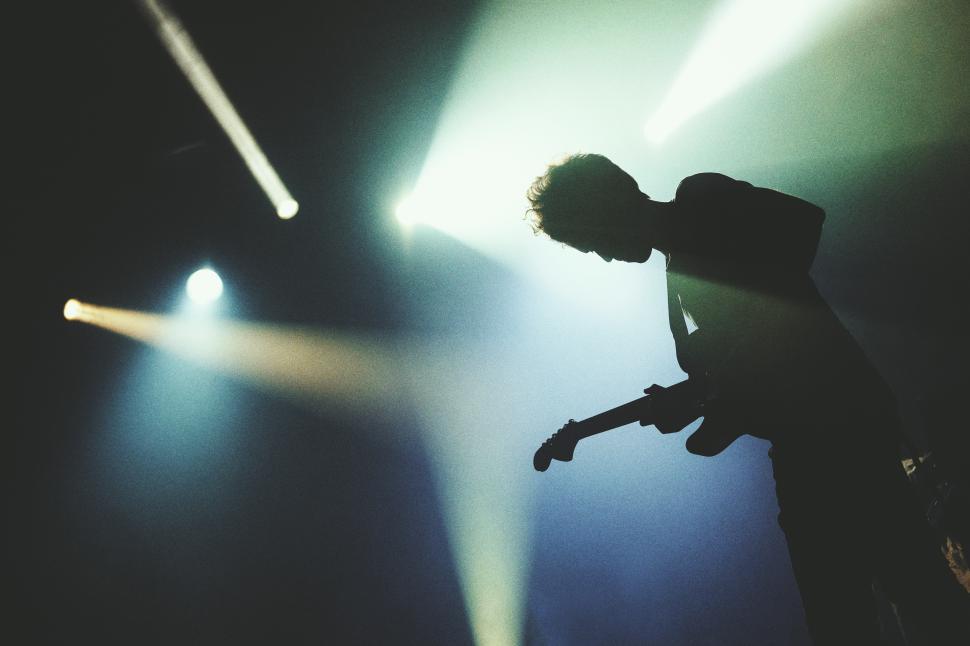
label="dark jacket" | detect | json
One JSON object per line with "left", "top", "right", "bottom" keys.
{"left": 666, "top": 173, "right": 894, "bottom": 452}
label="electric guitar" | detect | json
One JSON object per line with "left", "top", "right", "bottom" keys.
{"left": 533, "top": 376, "right": 742, "bottom": 471}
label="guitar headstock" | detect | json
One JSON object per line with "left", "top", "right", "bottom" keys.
{"left": 533, "top": 420, "right": 580, "bottom": 472}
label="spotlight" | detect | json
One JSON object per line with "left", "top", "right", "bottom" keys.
{"left": 64, "top": 298, "right": 82, "bottom": 321}
{"left": 64, "top": 299, "right": 83, "bottom": 321}
{"left": 63, "top": 299, "right": 105, "bottom": 324}
{"left": 139, "top": 0, "right": 299, "bottom": 220}
{"left": 186, "top": 268, "right": 223, "bottom": 305}
{"left": 276, "top": 198, "right": 299, "bottom": 220}
{"left": 395, "top": 195, "right": 417, "bottom": 227}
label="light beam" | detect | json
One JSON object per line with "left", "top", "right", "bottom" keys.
{"left": 643, "top": 0, "right": 848, "bottom": 144}
{"left": 62, "top": 297, "right": 546, "bottom": 646}
{"left": 391, "top": 4, "right": 692, "bottom": 643}
{"left": 139, "top": 0, "right": 299, "bottom": 219}
{"left": 61, "top": 299, "right": 404, "bottom": 418}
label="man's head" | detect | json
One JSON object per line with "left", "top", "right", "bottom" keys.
{"left": 526, "top": 153, "right": 654, "bottom": 262}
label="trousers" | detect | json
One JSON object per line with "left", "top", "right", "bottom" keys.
{"left": 770, "top": 418, "right": 969, "bottom": 646}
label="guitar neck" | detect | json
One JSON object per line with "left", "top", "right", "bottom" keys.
{"left": 573, "top": 395, "right": 654, "bottom": 441}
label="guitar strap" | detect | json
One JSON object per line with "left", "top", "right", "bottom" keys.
{"left": 665, "top": 268, "right": 697, "bottom": 376}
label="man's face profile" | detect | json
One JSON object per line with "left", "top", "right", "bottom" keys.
{"left": 567, "top": 190, "right": 653, "bottom": 263}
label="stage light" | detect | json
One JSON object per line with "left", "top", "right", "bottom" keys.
{"left": 395, "top": 195, "right": 417, "bottom": 227}
{"left": 276, "top": 198, "right": 299, "bottom": 220}
{"left": 139, "top": 0, "right": 299, "bottom": 220}
{"left": 64, "top": 299, "right": 82, "bottom": 321}
{"left": 63, "top": 299, "right": 105, "bottom": 324}
{"left": 186, "top": 268, "right": 223, "bottom": 305}
{"left": 643, "top": 0, "right": 847, "bottom": 144}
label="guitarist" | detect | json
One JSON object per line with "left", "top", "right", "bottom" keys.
{"left": 526, "top": 153, "right": 968, "bottom": 645}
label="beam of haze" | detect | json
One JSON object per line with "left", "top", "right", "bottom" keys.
{"left": 643, "top": 0, "right": 849, "bottom": 144}
{"left": 394, "top": 4, "right": 698, "bottom": 643}
{"left": 65, "top": 298, "right": 541, "bottom": 645}
{"left": 63, "top": 300, "right": 402, "bottom": 416}
{"left": 408, "top": 342, "right": 543, "bottom": 646}
{"left": 139, "top": 0, "right": 299, "bottom": 219}
{"left": 393, "top": 0, "right": 728, "bottom": 316}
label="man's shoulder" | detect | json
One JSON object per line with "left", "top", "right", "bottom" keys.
{"left": 675, "top": 173, "right": 752, "bottom": 201}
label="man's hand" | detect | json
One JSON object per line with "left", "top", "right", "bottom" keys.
{"left": 640, "top": 381, "right": 705, "bottom": 434}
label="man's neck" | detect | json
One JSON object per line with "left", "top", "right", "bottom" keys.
{"left": 638, "top": 198, "right": 677, "bottom": 256}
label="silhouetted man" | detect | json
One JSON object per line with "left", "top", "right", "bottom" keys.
{"left": 527, "top": 153, "right": 969, "bottom": 645}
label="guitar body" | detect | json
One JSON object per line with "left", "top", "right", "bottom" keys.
{"left": 684, "top": 417, "right": 745, "bottom": 457}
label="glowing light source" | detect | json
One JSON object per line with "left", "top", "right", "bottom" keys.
{"left": 139, "top": 0, "right": 299, "bottom": 219}
{"left": 644, "top": 0, "right": 847, "bottom": 144}
{"left": 64, "top": 299, "right": 82, "bottom": 321}
{"left": 395, "top": 195, "right": 417, "bottom": 226}
{"left": 276, "top": 198, "right": 299, "bottom": 220}
{"left": 186, "top": 268, "right": 224, "bottom": 305}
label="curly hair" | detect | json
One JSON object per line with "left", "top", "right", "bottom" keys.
{"left": 526, "top": 153, "right": 643, "bottom": 248}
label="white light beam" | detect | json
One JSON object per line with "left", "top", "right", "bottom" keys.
{"left": 644, "top": 0, "right": 847, "bottom": 144}
{"left": 140, "top": 0, "right": 299, "bottom": 219}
